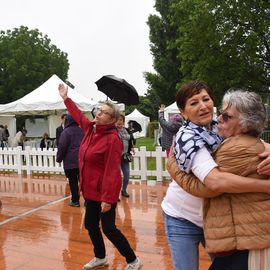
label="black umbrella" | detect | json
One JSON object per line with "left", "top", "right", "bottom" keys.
{"left": 95, "top": 75, "right": 139, "bottom": 105}
{"left": 91, "top": 107, "right": 96, "bottom": 118}
{"left": 127, "top": 120, "right": 142, "bottom": 133}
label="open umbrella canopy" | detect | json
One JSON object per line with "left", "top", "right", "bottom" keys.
{"left": 127, "top": 120, "right": 142, "bottom": 133}
{"left": 95, "top": 75, "right": 139, "bottom": 105}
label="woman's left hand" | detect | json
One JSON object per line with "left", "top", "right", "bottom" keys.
{"left": 101, "top": 202, "right": 111, "bottom": 213}
{"left": 257, "top": 151, "right": 270, "bottom": 175}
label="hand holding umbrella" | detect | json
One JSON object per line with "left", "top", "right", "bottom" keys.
{"left": 127, "top": 120, "right": 142, "bottom": 133}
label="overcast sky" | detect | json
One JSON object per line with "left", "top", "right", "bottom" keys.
{"left": 0, "top": 0, "right": 156, "bottom": 101}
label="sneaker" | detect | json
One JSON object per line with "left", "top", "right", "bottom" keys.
{"left": 69, "top": 201, "right": 80, "bottom": 207}
{"left": 83, "top": 257, "right": 108, "bottom": 270}
{"left": 121, "top": 191, "right": 130, "bottom": 197}
{"left": 125, "top": 257, "right": 143, "bottom": 270}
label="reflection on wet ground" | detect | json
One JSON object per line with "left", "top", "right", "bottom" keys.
{"left": 0, "top": 175, "right": 211, "bottom": 270}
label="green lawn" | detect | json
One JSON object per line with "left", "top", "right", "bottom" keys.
{"left": 133, "top": 137, "right": 167, "bottom": 180}
{"left": 134, "top": 137, "right": 156, "bottom": 151}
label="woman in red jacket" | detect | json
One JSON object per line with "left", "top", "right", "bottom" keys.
{"left": 58, "top": 84, "right": 142, "bottom": 270}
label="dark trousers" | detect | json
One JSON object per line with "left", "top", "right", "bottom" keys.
{"left": 121, "top": 160, "right": 130, "bottom": 192}
{"left": 209, "top": 250, "right": 249, "bottom": 270}
{"left": 84, "top": 200, "right": 136, "bottom": 263}
{"left": 65, "top": 168, "right": 80, "bottom": 203}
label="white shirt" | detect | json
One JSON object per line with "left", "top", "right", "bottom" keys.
{"left": 161, "top": 146, "right": 217, "bottom": 227}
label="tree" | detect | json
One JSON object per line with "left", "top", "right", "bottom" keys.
{"left": 0, "top": 26, "right": 69, "bottom": 104}
{"left": 177, "top": 0, "right": 270, "bottom": 105}
{"left": 173, "top": 0, "right": 230, "bottom": 105}
{"left": 146, "top": 0, "right": 270, "bottom": 108}
{"left": 145, "top": 0, "right": 183, "bottom": 107}
{"left": 125, "top": 95, "right": 158, "bottom": 121}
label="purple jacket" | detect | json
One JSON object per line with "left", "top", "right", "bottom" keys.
{"left": 56, "top": 114, "right": 83, "bottom": 170}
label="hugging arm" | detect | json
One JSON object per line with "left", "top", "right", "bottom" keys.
{"left": 203, "top": 138, "right": 270, "bottom": 193}
{"left": 166, "top": 150, "right": 221, "bottom": 198}
{"left": 167, "top": 152, "right": 270, "bottom": 198}
{"left": 168, "top": 136, "right": 270, "bottom": 198}
{"left": 257, "top": 141, "right": 270, "bottom": 175}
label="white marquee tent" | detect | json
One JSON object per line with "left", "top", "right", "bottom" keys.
{"left": 0, "top": 74, "right": 97, "bottom": 138}
{"left": 125, "top": 109, "right": 150, "bottom": 138}
{"left": 164, "top": 102, "right": 180, "bottom": 120}
{"left": 0, "top": 74, "right": 97, "bottom": 115}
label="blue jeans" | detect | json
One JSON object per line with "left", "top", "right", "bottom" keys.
{"left": 121, "top": 160, "right": 130, "bottom": 192}
{"left": 164, "top": 212, "right": 206, "bottom": 270}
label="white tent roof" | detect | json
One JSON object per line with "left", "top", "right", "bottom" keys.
{"left": 165, "top": 102, "right": 178, "bottom": 111}
{"left": 0, "top": 74, "right": 97, "bottom": 115}
{"left": 125, "top": 109, "right": 150, "bottom": 138}
{"left": 164, "top": 102, "right": 180, "bottom": 120}
{"left": 126, "top": 108, "right": 148, "bottom": 118}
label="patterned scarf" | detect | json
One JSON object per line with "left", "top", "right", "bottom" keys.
{"left": 174, "top": 120, "right": 222, "bottom": 173}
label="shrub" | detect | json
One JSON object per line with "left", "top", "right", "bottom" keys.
{"left": 148, "top": 121, "right": 159, "bottom": 138}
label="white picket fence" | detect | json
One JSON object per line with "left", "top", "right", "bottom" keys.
{"left": 0, "top": 146, "right": 169, "bottom": 181}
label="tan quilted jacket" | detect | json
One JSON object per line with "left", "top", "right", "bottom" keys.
{"left": 167, "top": 134, "right": 270, "bottom": 253}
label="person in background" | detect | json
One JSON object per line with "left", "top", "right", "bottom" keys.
{"left": 56, "top": 113, "right": 67, "bottom": 147}
{"left": 58, "top": 83, "right": 142, "bottom": 270}
{"left": 158, "top": 104, "right": 182, "bottom": 157}
{"left": 116, "top": 114, "right": 135, "bottom": 198}
{"left": 127, "top": 120, "right": 137, "bottom": 146}
{"left": 56, "top": 114, "right": 83, "bottom": 207}
{"left": 21, "top": 128, "right": 27, "bottom": 147}
{"left": 40, "top": 132, "right": 52, "bottom": 150}
{"left": 11, "top": 128, "right": 27, "bottom": 148}
{"left": 3, "top": 125, "right": 9, "bottom": 146}
{"left": 0, "top": 125, "right": 5, "bottom": 148}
